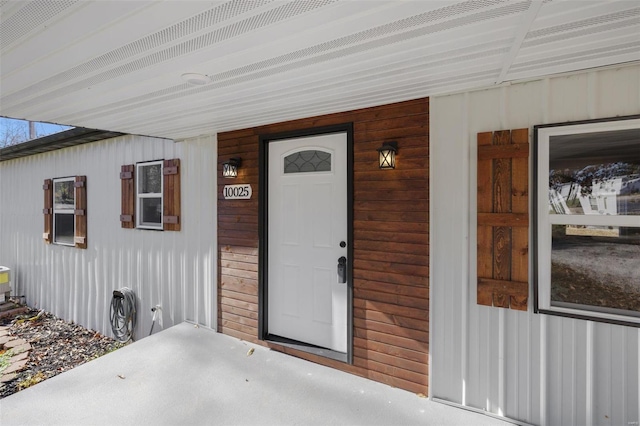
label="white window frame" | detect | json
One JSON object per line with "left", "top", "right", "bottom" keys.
{"left": 136, "top": 161, "right": 163, "bottom": 230}
{"left": 535, "top": 116, "right": 640, "bottom": 325}
{"left": 52, "top": 177, "right": 75, "bottom": 246}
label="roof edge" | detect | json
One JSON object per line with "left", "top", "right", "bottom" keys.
{"left": 0, "top": 127, "right": 126, "bottom": 162}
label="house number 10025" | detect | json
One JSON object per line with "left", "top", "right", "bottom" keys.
{"left": 223, "top": 184, "right": 252, "bottom": 200}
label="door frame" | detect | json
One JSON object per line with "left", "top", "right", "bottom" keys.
{"left": 258, "top": 123, "right": 354, "bottom": 364}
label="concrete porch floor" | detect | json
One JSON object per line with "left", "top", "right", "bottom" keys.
{"left": 1, "top": 322, "right": 512, "bottom": 426}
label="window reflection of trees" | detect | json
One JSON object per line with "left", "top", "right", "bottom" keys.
{"left": 54, "top": 180, "right": 74, "bottom": 208}
{"left": 140, "top": 164, "right": 162, "bottom": 193}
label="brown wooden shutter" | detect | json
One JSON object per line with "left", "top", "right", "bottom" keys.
{"left": 163, "top": 158, "right": 180, "bottom": 231}
{"left": 120, "top": 164, "right": 135, "bottom": 228}
{"left": 43, "top": 179, "right": 53, "bottom": 243}
{"left": 74, "top": 176, "right": 87, "bottom": 249}
{"left": 477, "top": 129, "right": 529, "bottom": 311}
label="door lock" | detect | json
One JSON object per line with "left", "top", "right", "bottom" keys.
{"left": 337, "top": 256, "right": 347, "bottom": 283}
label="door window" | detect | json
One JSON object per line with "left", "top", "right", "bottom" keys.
{"left": 284, "top": 150, "right": 331, "bottom": 173}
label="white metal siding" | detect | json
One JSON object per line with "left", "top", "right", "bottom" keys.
{"left": 430, "top": 64, "right": 640, "bottom": 425}
{"left": 0, "top": 134, "right": 217, "bottom": 340}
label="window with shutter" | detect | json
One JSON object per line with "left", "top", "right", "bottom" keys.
{"left": 120, "top": 164, "right": 135, "bottom": 228}
{"left": 43, "top": 176, "right": 87, "bottom": 248}
{"left": 477, "top": 129, "right": 529, "bottom": 311}
{"left": 121, "top": 159, "right": 180, "bottom": 231}
{"left": 136, "top": 161, "right": 163, "bottom": 230}
{"left": 52, "top": 177, "right": 75, "bottom": 245}
{"left": 74, "top": 176, "right": 87, "bottom": 249}
{"left": 43, "top": 179, "right": 53, "bottom": 243}
{"left": 163, "top": 158, "right": 180, "bottom": 231}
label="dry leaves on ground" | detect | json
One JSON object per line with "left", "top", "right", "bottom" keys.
{"left": 0, "top": 307, "right": 124, "bottom": 399}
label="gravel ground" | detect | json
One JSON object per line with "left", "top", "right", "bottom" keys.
{"left": 0, "top": 307, "right": 124, "bottom": 399}
{"left": 550, "top": 233, "right": 640, "bottom": 311}
{"left": 552, "top": 238, "right": 640, "bottom": 292}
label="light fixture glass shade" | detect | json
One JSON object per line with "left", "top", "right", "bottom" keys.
{"left": 377, "top": 142, "right": 397, "bottom": 169}
{"left": 223, "top": 158, "right": 241, "bottom": 178}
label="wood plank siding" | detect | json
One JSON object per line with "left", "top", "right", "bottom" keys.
{"left": 217, "top": 98, "right": 429, "bottom": 394}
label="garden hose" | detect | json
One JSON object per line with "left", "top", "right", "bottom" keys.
{"left": 109, "top": 287, "right": 136, "bottom": 342}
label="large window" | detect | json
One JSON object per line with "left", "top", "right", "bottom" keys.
{"left": 534, "top": 116, "right": 640, "bottom": 326}
{"left": 136, "top": 161, "right": 163, "bottom": 229}
{"left": 53, "top": 177, "right": 75, "bottom": 245}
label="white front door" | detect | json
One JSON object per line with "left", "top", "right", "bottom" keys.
{"left": 268, "top": 132, "right": 348, "bottom": 353}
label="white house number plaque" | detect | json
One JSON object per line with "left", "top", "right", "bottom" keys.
{"left": 223, "top": 184, "right": 252, "bottom": 200}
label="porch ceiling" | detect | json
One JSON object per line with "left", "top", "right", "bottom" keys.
{"left": 1, "top": 1, "right": 638, "bottom": 140}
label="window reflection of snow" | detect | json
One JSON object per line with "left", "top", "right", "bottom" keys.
{"left": 549, "top": 165, "right": 640, "bottom": 217}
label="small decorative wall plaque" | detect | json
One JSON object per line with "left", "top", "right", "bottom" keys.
{"left": 223, "top": 184, "right": 252, "bottom": 200}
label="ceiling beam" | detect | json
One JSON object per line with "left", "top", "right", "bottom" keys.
{"left": 495, "top": 0, "right": 544, "bottom": 85}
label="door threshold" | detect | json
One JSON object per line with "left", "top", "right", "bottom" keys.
{"left": 266, "top": 334, "right": 348, "bottom": 363}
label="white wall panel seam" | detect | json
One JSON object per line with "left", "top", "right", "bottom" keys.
{"left": 499, "top": 308, "right": 505, "bottom": 417}
{"left": 623, "top": 327, "right": 628, "bottom": 425}
{"left": 539, "top": 313, "right": 547, "bottom": 425}
{"left": 461, "top": 91, "right": 470, "bottom": 406}
{"left": 572, "top": 320, "right": 577, "bottom": 425}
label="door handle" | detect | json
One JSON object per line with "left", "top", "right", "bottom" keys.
{"left": 337, "top": 256, "right": 347, "bottom": 283}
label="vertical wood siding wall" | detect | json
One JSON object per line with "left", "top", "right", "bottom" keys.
{"left": 0, "top": 134, "right": 217, "bottom": 338}
{"left": 430, "top": 65, "right": 640, "bottom": 425}
{"left": 218, "top": 98, "right": 429, "bottom": 394}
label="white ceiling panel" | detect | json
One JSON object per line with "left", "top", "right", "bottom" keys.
{"left": 1, "top": 0, "right": 639, "bottom": 140}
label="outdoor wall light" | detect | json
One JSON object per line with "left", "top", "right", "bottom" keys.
{"left": 223, "top": 157, "right": 241, "bottom": 178}
{"left": 377, "top": 141, "right": 397, "bottom": 169}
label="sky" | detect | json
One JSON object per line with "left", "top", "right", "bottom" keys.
{"left": 0, "top": 116, "right": 73, "bottom": 145}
